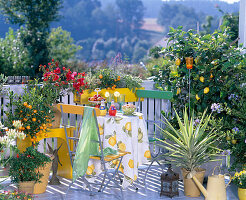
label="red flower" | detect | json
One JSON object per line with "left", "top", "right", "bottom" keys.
{"left": 52, "top": 59, "right": 55, "bottom": 62}
{"left": 53, "top": 74, "right": 59, "bottom": 81}
{"left": 55, "top": 83, "right": 59, "bottom": 87}
{"left": 17, "top": 154, "right": 19, "bottom": 158}
{"left": 46, "top": 68, "right": 49, "bottom": 72}
{"left": 48, "top": 63, "right": 51, "bottom": 65}
{"left": 82, "top": 72, "right": 86, "bottom": 76}
{"left": 54, "top": 67, "right": 61, "bottom": 74}
{"left": 55, "top": 62, "right": 59, "bottom": 67}
{"left": 63, "top": 67, "right": 66, "bottom": 71}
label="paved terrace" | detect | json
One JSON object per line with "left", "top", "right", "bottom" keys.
{"left": 0, "top": 164, "right": 239, "bottom": 200}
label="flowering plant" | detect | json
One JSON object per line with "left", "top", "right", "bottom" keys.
{"left": 233, "top": 170, "right": 246, "bottom": 189}
{"left": 0, "top": 121, "right": 26, "bottom": 165}
{"left": 40, "top": 60, "right": 88, "bottom": 97}
{"left": 8, "top": 146, "right": 51, "bottom": 183}
{"left": 0, "top": 190, "right": 33, "bottom": 200}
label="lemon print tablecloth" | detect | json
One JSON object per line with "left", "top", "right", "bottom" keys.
{"left": 86, "top": 112, "right": 151, "bottom": 188}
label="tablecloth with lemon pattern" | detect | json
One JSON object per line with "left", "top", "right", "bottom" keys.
{"left": 85, "top": 112, "right": 151, "bottom": 188}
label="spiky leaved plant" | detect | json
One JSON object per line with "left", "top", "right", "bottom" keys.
{"left": 156, "top": 108, "right": 222, "bottom": 172}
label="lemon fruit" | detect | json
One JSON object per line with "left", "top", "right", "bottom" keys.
{"left": 119, "top": 167, "right": 124, "bottom": 173}
{"left": 86, "top": 166, "right": 93, "bottom": 175}
{"left": 118, "top": 142, "right": 126, "bottom": 151}
{"left": 204, "top": 87, "right": 209, "bottom": 94}
{"left": 128, "top": 159, "right": 134, "bottom": 168}
{"left": 144, "top": 150, "right": 151, "bottom": 159}
{"left": 196, "top": 94, "right": 200, "bottom": 101}
{"left": 125, "top": 122, "right": 131, "bottom": 131}
{"left": 176, "top": 88, "right": 181, "bottom": 95}
{"left": 175, "top": 58, "right": 181, "bottom": 66}
{"left": 199, "top": 76, "right": 204, "bottom": 83}
{"left": 231, "top": 139, "right": 237, "bottom": 144}
{"left": 108, "top": 135, "right": 116, "bottom": 146}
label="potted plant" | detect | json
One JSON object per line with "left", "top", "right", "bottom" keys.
{"left": 157, "top": 109, "right": 222, "bottom": 197}
{"left": 8, "top": 146, "right": 51, "bottom": 194}
{"left": 4, "top": 84, "right": 53, "bottom": 144}
{"left": 233, "top": 170, "right": 246, "bottom": 200}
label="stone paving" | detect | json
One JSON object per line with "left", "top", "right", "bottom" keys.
{"left": 1, "top": 165, "right": 239, "bottom": 200}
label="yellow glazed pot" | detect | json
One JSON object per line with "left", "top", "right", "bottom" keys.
{"left": 73, "top": 88, "right": 144, "bottom": 104}
{"left": 238, "top": 188, "right": 246, "bottom": 200}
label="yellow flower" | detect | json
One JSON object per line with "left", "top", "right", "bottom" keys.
{"left": 86, "top": 166, "right": 93, "bottom": 175}
{"left": 105, "top": 92, "right": 110, "bottom": 97}
{"left": 210, "top": 73, "right": 213, "bottom": 78}
{"left": 199, "top": 76, "right": 204, "bottom": 83}
{"left": 175, "top": 58, "right": 181, "bottom": 66}
{"left": 196, "top": 94, "right": 200, "bottom": 101}
{"left": 204, "top": 87, "right": 209, "bottom": 94}
{"left": 176, "top": 88, "right": 181, "bottom": 95}
{"left": 114, "top": 91, "right": 120, "bottom": 97}
{"left": 128, "top": 159, "right": 134, "bottom": 168}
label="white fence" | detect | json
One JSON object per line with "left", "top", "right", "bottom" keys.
{"left": 0, "top": 81, "right": 171, "bottom": 153}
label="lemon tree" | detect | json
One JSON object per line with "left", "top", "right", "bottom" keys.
{"left": 154, "top": 27, "right": 246, "bottom": 170}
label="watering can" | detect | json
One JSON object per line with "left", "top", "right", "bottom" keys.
{"left": 187, "top": 166, "right": 231, "bottom": 200}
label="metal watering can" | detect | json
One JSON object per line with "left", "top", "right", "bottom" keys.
{"left": 187, "top": 166, "right": 231, "bottom": 200}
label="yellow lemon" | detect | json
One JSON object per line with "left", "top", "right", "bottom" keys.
{"left": 86, "top": 166, "right": 93, "bottom": 175}
{"left": 204, "top": 87, "right": 209, "bottom": 94}
{"left": 199, "top": 76, "right": 204, "bottom": 83}
{"left": 176, "top": 88, "right": 181, "bottom": 95}
{"left": 144, "top": 150, "right": 151, "bottom": 159}
{"left": 118, "top": 143, "right": 126, "bottom": 151}
{"left": 128, "top": 159, "right": 134, "bottom": 168}
{"left": 112, "top": 160, "right": 118, "bottom": 165}
{"left": 125, "top": 122, "right": 131, "bottom": 131}
{"left": 99, "top": 127, "right": 104, "bottom": 135}
{"left": 175, "top": 58, "right": 181, "bottom": 66}
{"left": 90, "top": 164, "right": 95, "bottom": 171}
{"left": 108, "top": 136, "right": 117, "bottom": 146}
{"left": 119, "top": 167, "right": 124, "bottom": 174}
{"left": 196, "top": 94, "right": 200, "bottom": 100}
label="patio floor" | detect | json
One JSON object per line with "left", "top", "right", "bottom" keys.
{"left": 0, "top": 164, "right": 239, "bottom": 200}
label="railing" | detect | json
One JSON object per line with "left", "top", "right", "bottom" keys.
{"left": 0, "top": 81, "right": 171, "bottom": 153}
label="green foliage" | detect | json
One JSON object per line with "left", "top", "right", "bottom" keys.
{"left": 154, "top": 26, "right": 246, "bottom": 170}
{"left": 0, "top": 0, "right": 62, "bottom": 76}
{"left": 158, "top": 3, "right": 204, "bottom": 33}
{"left": 157, "top": 109, "right": 222, "bottom": 172}
{"left": 48, "top": 27, "right": 82, "bottom": 65}
{"left": 8, "top": 146, "right": 51, "bottom": 183}
{"left": 116, "top": 0, "right": 144, "bottom": 35}
{"left": 0, "top": 28, "right": 30, "bottom": 76}
{"left": 4, "top": 84, "right": 53, "bottom": 139}
{"left": 0, "top": 74, "right": 7, "bottom": 95}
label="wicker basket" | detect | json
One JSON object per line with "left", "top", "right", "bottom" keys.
{"left": 18, "top": 181, "right": 35, "bottom": 194}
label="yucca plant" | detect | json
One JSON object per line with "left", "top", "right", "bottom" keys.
{"left": 156, "top": 108, "right": 222, "bottom": 172}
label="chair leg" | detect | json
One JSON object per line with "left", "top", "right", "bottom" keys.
{"left": 64, "top": 181, "right": 73, "bottom": 200}
{"left": 98, "top": 171, "right": 107, "bottom": 192}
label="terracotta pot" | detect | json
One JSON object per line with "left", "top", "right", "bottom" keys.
{"left": 18, "top": 181, "right": 35, "bottom": 194}
{"left": 33, "top": 161, "right": 52, "bottom": 194}
{"left": 238, "top": 188, "right": 246, "bottom": 200}
{"left": 181, "top": 168, "right": 206, "bottom": 197}
{"left": 51, "top": 104, "right": 61, "bottom": 128}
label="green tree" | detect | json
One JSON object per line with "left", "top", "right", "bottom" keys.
{"left": 48, "top": 27, "right": 82, "bottom": 65}
{"left": 0, "top": 28, "right": 30, "bottom": 75}
{"left": 158, "top": 4, "right": 204, "bottom": 32}
{"left": 116, "top": 0, "right": 144, "bottom": 36}
{"left": 0, "top": 0, "right": 62, "bottom": 77}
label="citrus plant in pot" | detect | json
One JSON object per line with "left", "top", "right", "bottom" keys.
{"left": 8, "top": 146, "right": 51, "bottom": 194}
{"left": 157, "top": 109, "right": 222, "bottom": 197}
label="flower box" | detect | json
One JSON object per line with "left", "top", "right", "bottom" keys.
{"left": 73, "top": 88, "right": 144, "bottom": 104}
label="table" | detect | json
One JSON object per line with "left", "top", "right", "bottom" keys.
{"left": 86, "top": 112, "right": 151, "bottom": 188}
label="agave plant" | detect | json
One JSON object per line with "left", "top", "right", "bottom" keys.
{"left": 156, "top": 108, "right": 222, "bottom": 172}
